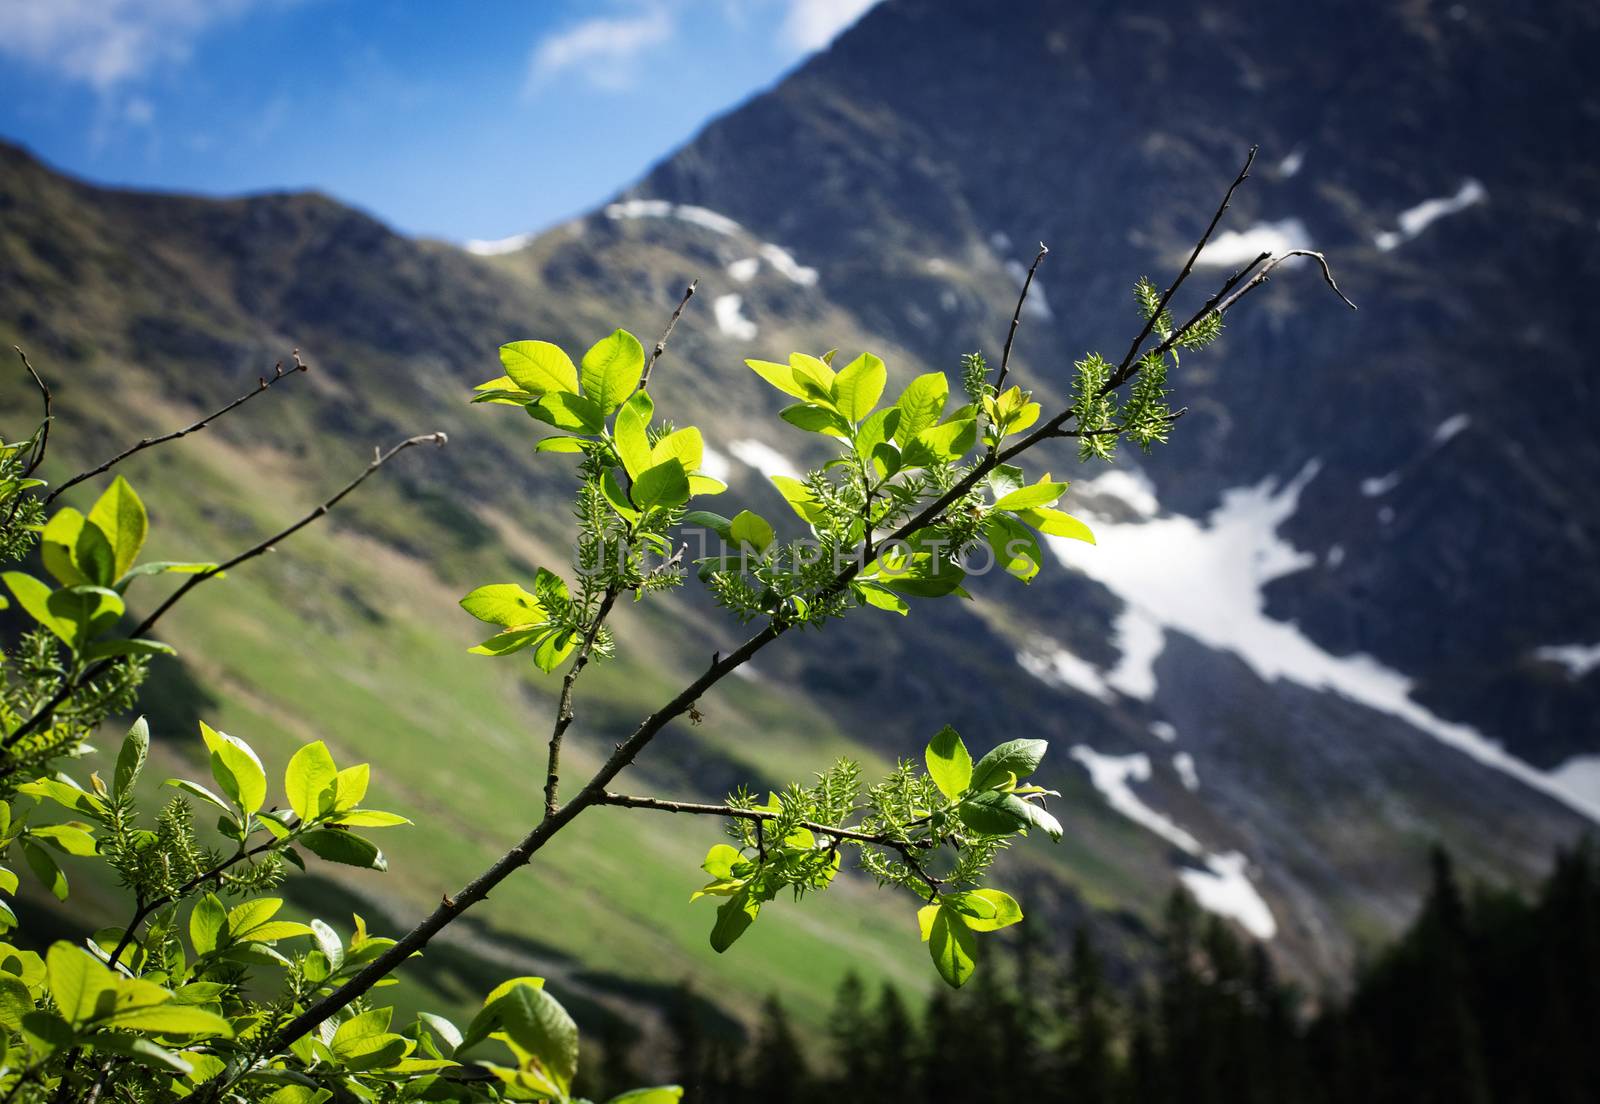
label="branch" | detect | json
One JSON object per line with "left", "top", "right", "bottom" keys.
{"left": 106, "top": 837, "right": 283, "bottom": 970}
{"left": 994, "top": 243, "right": 1048, "bottom": 393}
{"left": 0, "top": 432, "right": 448, "bottom": 757}
{"left": 203, "top": 160, "right": 1355, "bottom": 1088}
{"left": 1112, "top": 145, "right": 1257, "bottom": 386}
{"left": 1214, "top": 249, "right": 1357, "bottom": 316}
{"left": 46, "top": 353, "right": 309, "bottom": 505}
{"left": 599, "top": 791, "right": 943, "bottom": 896}
{"left": 544, "top": 284, "right": 699, "bottom": 816}
{"left": 638, "top": 280, "right": 697, "bottom": 391}
{"left": 14, "top": 347, "right": 52, "bottom": 479}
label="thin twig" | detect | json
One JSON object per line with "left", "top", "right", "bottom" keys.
{"left": 1112, "top": 146, "right": 1257, "bottom": 386}
{"left": 599, "top": 791, "right": 942, "bottom": 896}
{"left": 1214, "top": 249, "right": 1357, "bottom": 316}
{"left": 14, "top": 347, "right": 52, "bottom": 479}
{"left": 994, "top": 243, "right": 1048, "bottom": 393}
{"left": 543, "top": 284, "right": 699, "bottom": 817}
{"left": 0, "top": 432, "right": 447, "bottom": 757}
{"left": 47, "top": 354, "right": 309, "bottom": 505}
{"left": 639, "top": 280, "right": 697, "bottom": 390}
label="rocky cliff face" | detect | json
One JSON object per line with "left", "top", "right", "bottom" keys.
{"left": 3, "top": 0, "right": 1596, "bottom": 1000}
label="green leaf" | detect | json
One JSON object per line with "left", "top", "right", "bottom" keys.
{"left": 17, "top": 777, "right": 107, "bottom": 817}
{"left": 994, "top": 480, "right": 1068, "bottom": 511}
{"left": 769, "top": 476, "right": 826, "bottom": 525}
{"left": 30, "top": 824, "right": 96, "bottom": 857}
{"left": 710, "top": 888, "right": 758, "bottom": 952}
{"left": 310, "top": 920, "right": 344, "bottom": 971}
{"left": 745, "top": 358, "right": 809, "bottom": 399}
{"left": 300, "top": 830, "right": 386, "bottom": 871}
{"left": 47, "top": 942, "right": 110, "bottom": 1024}
{"left": 681, "top": 511, "right": 733, "bottom": 541}
{"left": 417, "top": 1011, "right": 463, "bottom": 1054}
{"left": 332, "top": 1006, "right": 392, "bottom": 1049}
{"left": 469, "top": 628, "right": 543, "bottom": 657}
{"left": 613, "top": 393, "right": 656, "bottom": 481}
{"left": 327, "top": 809, "right": 411, "bottom": 828}
{"left": 1015, "top": 506, "right": 1096, "bottom": 544}
{"left": 40, "top": 508, "right": 90, "bottom": 586}
{"left": 789, "top": 352, "right": 836, "bottom": 399}
{"left": 969, "top": 739, "right": 1048, "bottom": 791}
{"left": 728, "top": 510, "right": 775, "bottom": 552}
{"left": 530, "top": 392, "right": 605, "bottom": 434}
{"left": 1010, "top": 797, "right": 1064, "bottom": 842}
{"left": 0, "top": 973, "right": 33, "bottom": 1030}
{"left": 779, "top": 404, "right": 849, "bottom": 437}
{"left": 285, "top": 741, "right": 339, "bottom": 822}
{"left": 83, "top": 1032, "right": 194, "bottom": 1073}
{"left": 87, "top": 476, "right": 147, "bottom": 579}
{"left": 855, "top": 407, "right": 901, "bottom": 470}
{"left": 607, "top": 1089, "right": 685, "bottom": 1104}
{"left": 163, "top": 778, "right": 233, "bottom": 816}
{"left": 928, "top": 905, "right": 977, "bottom": 988}
{"left": 200, "top": 721, "right": 267, "bottom": 815}
{"left": 23, "top": 842, "right": 66, "bottom": 901}
{"left": 956, "top": 790, "right": 1033, "bottom": 835}
{"left": 190, "top": 894, "right": 227, "bottom": 955}
{"left": 117, "top": 722, "right": 158, "bottom": 797}
{"left": 72, "top": 521, "right": 117, "bottom": 588}
{"left": 334, "top": 764, "right": 369, "bottom": 811}
{"left": 924, "top": 726, "right": 972, "bottom": 801}
{"left": 580, "top": 329, "right": 644, "bottom": 413}
{"left": 985, "top": 513, "right": 1043, "bottom": 583}
{"left": 532, "top": 629, "right": 576, "bottom": 673}
{"left": 650, "top": 427, "right": 704, "bottom": 474}
{"left": 832, "top": 352, "right": 886, "bottom": 422}
{"left": 701, "top": 844, "right": 743, "bottom": 880}
{"left": 83, "top": 638, "right": 177, "bottom": 661}
{"left": 856, "top": 581, "right": 909, "bottom": 615}
{"left": 459, "top": 583, "right": 547, "bottom": 629}
{"left": 959, "top": 888, "right": 1024, "bottom": 932}
{"left": 500, "top": 341, "right": 578, "bottom": 395}
{"left": 903, "top": 416, "right": 977, "bottom": 467}
{"left": 893, "top": 373, "right": 950, "bottom": 443}
{"left": 535, "top": 436, "right": 588, "bottom": 453}
{"left": 107, "top": 1002, "right": 232, "bottom": 1036}
{"left": 3, "top": 572, "right": 76, "bottom": 645}
{"left": 631, "top": 459, "right": 690, "bottom": 511}
{"left": 115, "top": 561, "right": 219, "bottom": 584}
{"left": 493, "top": 985, "right": 579, "bottom": 1095}
{"left": 601, "top": 470, "right": 639, "bottom": 522}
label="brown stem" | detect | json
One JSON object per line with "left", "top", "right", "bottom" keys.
{"left": 14, "top": 347, "right": 52, "bottom": 480}
{"left": 544, "top": 587, "right": 618, "bottom": 819}
{"left": 639, "top": 281, "right": 698, "bottom": 391}
{"left": 0, "top": 433, "right": 447, "bottom": 758}
{"left": 46, "top": 354, "right": 308, "bottom": 505}
{"left": 994, "top": 242, "right": 1049, "bottom": 393}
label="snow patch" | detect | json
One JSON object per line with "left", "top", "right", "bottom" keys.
{"left": 1536, "top": 644, "right": 1600, "bottom": 679}
{"left": 1049, "top": 462, "right": 1600, "bottom": 822}
{"left": 1361, "top": 471, "right": 1402, "bottom": 498}
{"left": 1433, "top": 413, "right": 1471, "bottom": 444}
{"left": 699, "top": 445, "right": 732, "bottom": 483}
{"left": 1278, "top": 149, "right": 1305, "bottom": 177}
{"left": 1149, "top": 720, "right": 1178, "bottom": 743}
{"left": 727, "top": 257, "right": 760, "bottom": 282}
{"left": 1325, "top": 544, "right": 1345, "bottom": 569}
{"left": 1375, "top": 179, "right": 1486, "bottom": 251}
{"left": 1173, "top": 752, "right": 1201, "bottom": 792}
{"left": 1074, "top": 468, "right": 1160, "bottom": 519}
{"left": 712, "top": 294, "right": 758, "bottom": 340}
{"left": 1196, "top": 218, "right": 1313, "bottom": 268}
{"left": 604, "top": 198, "right": 672, "bottom": 220}
{"left": 1018, "top": 641, "right": 1114, "bottom": 704}
{"left": 1107, "top": 607, "right": 1163, "bottom": 700}
{"left": 1552, "top": 756, "right": 1600, "bottom": 808}
{"left": 759, "top": 243, "right": 819, "bottom": 286}
{"left": 1179, "top": 853, "right": 1277, "bottom": 940}
{"left": 1071, "top": 746, "right": 1277, "bottom": 938}
{"left": 989, "top": 230, "right": 1013, "bottom": 253}
{"left": 728, "top": 439, "right": 801, "bottom": 481}
{"left": 464, "top": 232, "right": 536, "bottom": 256}
{"left": 673, "top": 204, "right": 741, "bottom": 236}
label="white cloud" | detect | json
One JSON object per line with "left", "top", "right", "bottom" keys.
{"left": 526, "top": 6, "right": 672, "bottom": 93}
{"left": 0, "top": 0, "right": 260, "bottom": 89}
{"left": 1195, "top": 218, "right": 1313, "bottom": 268}
{"left": 779, "top": 0, "right": 879, "bottom": 52}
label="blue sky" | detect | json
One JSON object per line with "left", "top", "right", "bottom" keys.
{"left": 0, "top": 1, "right": 877, "bottom": 242}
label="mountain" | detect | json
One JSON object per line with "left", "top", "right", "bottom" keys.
{"left": 4, "top": 0, "right": 1598, "bottom": 1039}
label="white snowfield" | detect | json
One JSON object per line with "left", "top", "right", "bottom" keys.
{"left": 1045, "top": 463, "right": 1600, "bottom": 820}
{"left": 1195, "top": 218, "right": 1313, "bottom": 268}
{"left": 603, "top": 200, "right": 817, "bottom": 284}
{"left": 727, "top": 439, "right": 801, "bottom": 481}
{"left": 1070, "top": 747, "right": 1277, "bottom": 939}
{"left": 1536, "top": 643, "right": 1600, "bottom": 679}
{"left": 712, "top": 293, "right": 758, "bottom": 340}
{"left": 463, "top": 232, "right": 537, "bottom": 256}
{"left": 1374, "top": 179, "right": 1486, "bottom": 251}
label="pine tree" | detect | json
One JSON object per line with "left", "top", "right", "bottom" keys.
{"left": 746, "top": 995, "right": 811, "bottom": 1104}
{"left": 827, "top": 972, "right": 873, "bottom": 1093}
